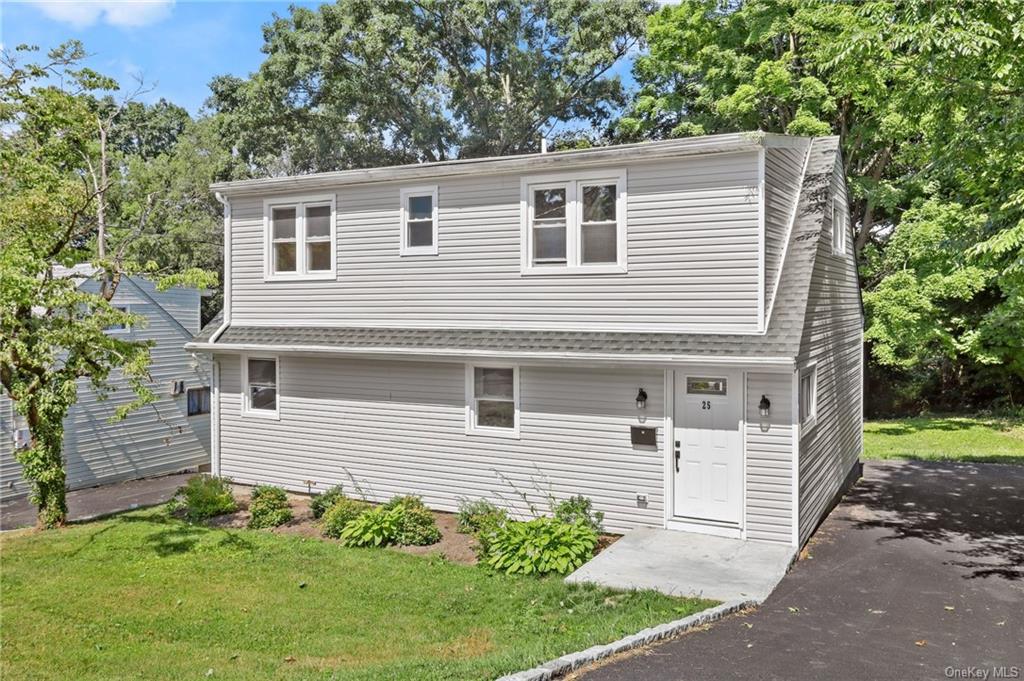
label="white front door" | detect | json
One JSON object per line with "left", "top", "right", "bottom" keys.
{"left": 672, "top": 371, "right": 743, "bottom": 524}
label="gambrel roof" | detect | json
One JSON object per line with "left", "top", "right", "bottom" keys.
{"left": 188, "top": 136, "right": 841, "bottom": 366}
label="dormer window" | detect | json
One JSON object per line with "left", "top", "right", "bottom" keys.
{"left": 400, "top": 186, "right": 439, "bottom": 256}
{"left": 522, "top": 170, "right": 626, "bottom": 275}
{"left": 264, "top": 195, "right": 336, "bottom": 280}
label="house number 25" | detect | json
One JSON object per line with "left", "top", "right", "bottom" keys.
{"left": 701, "top": 400, "right": 712, "bottom": 410}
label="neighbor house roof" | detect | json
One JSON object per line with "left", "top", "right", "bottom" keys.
{"left": 187, "top": 137, "right": 839, "bottom": 366}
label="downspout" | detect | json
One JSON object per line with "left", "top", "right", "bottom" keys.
{"left": 210, "top": 191, "right": 232, "bottom": 477}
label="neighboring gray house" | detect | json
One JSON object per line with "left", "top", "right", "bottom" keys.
{"left": 1, "top": 267, "right": 211, "bottom": 500}
{"left": 187, "top": 132, "right": 862, "bottom": 547}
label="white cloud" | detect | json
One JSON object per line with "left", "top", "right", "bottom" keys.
{"left": 30, "top": 1, "right": 175, "bottom": 29}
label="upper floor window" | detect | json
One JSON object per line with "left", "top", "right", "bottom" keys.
{"left": 400, "top": 186, "right": 439, "bottom": 256}
{"left": 831, "top": 197, "right": 847, "bottom": 256}
{"left": 105, "top": 305, "right": 130, "bottom": 333}
{"left": 521, "top": 170, "right": 626, "bottom": 274}
{"left": 799, "top": 365, "right": 817, "bottom": 429}
{"left": 264, "top": 195, "right": 336, "bottom": 280}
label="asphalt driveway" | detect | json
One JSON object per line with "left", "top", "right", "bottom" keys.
{"left": 577, "top": 460, "right": 1024, "bottom": 681}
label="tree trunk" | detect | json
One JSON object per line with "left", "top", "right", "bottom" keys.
{"left": 14, "top": 402, "right": 68, "bottom": 528}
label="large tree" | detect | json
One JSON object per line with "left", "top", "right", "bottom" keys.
{"left": 0, "top": 42, "right": 215, "bottom": 526}
{"left": 208, "top": 0, "right": 655, "bottom": 174}
{"left": 619, "top": 0, "right": 1024, "bottom": 409}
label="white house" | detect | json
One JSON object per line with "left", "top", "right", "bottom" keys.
{"left": 186, "top": 132, "right": 862, "bottom": 547}
{"left": 1, "top": 268, "right": 212, "bottom": 500}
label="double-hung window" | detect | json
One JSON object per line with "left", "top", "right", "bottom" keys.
{"left": 400, "top": 186, "right": 438, "bottom": 255}
{"left": 522, "top": 170, "right": 626, "bottom": 274}
{"left": 264, "top": 195, "right": 336, "bottom": 279}
{"left": 466, "top": 365, "right": 519, "bottom": 437}
{"left": 243, "top": 356, "right": 279, "bottom": 418}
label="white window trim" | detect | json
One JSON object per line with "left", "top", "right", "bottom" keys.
{"left": 263, "top": 194, "right": 337, "bottom": 281}
{"left": 520, "top": 169, "right": 628, "bottom": 275}
{"left": 799, "top": 363, "right": 817, "bottom": 432}
{"left": 831, "top": 197, "right": 847, "bottom": 256}
{"left": 399, "top": 185, "right": 439, "bottom": 256}
{"left": 106, "top": 304, "right": 131, "bottom": 334}
{"left": 465, "top": 363, "right": 520, "bottom": 439}
{"left": 241, "top": 354, "right": 280, "bottom": 420}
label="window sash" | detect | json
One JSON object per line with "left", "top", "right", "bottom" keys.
{"left": 245, "top": 357, "right": 278, "bottom": 415}
{"left": 468, "top": 365, "right": 518, "bottom": 434}
{"left": 265, "top": 198, "right": 335, "bottom": 277}
{"left": 400, "top": 187, "right": 438, "bottom": 254}
{"left": 526, "top": 176, "right": 622, "bottom": 270}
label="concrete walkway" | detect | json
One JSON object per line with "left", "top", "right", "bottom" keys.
{"left": 0, "top": 472, "right": 195, "bottom": 530}
{"left": 566, "top": 527, "right": 796, "bottom": 602}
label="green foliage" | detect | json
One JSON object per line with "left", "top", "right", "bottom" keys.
{"left": 176, "top": 476, "right": 237, "bottom": 522}
{"left": 382, "top": 494, "right": 427, "bottom": 512}
{"left": 207, "top": 0, "right": 654, "bottom": 173}
{"left": 455, "top": 498, "right": 509, "bottom": 534}
{"left": 396, "top": 505, "right": 442, "bottom": 546}
{"left": 320, "top": 496, "right": 372, "bottom": 539}
{"left": 554, "top": 495, "right": 605, "bottom": 534}
{"left": 247, "top": 485, "right": 292, "bottom": 529}
{"left": 310, "top": 485, "right": 346, "bottom": 519}
{"left": 863, "top": 416, "right": 1024, "bottom": 465}
{"left": 338, "top": 506, "right": 406, "bottom": 547}
{"left": 485, "top": 517, "right": 598, "bottom": 576}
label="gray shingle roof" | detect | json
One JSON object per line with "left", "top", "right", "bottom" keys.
{"left": 189, "top": 137, "right": 838, "bottom": 362}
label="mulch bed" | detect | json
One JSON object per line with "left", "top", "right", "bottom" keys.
{"left": 199, "top": 485, "right": 618, "bottom": 567}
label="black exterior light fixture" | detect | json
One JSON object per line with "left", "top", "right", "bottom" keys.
{"left": 759, "top": 394, "right": 771, "bottom": 418}
{"left": 636, "top": 388, "right": 648, "bottom": 410}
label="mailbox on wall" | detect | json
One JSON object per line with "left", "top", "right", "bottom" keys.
{"left": 630, "top": 425, "right": 657, "bottom": 446}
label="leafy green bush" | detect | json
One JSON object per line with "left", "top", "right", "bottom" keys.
{"left": 396, "top": 505, "right": 441, "bottom": 546}
{"left": 310, "top": 485, "right": 346, "bottom": 519}
{"left": 382, "top": 494, "right": 427, "bottom": 512}
{"left": 339, "top": 506, "right": 405, "bottom": 547}
{"left": 455, "top": 498, "right": 508, "bottom": 534}
{"left": 485, "top": 517, "right": 597, "bottom": 575}
{"left": 175, "top": 475, "right": 237, "bottom": 522}
{"left": 554, "top": 494, "right": 605, "bottom": 534}
{"left": 248, "top": 485, "right": 293, "bottom": 529}
{"left": 321, "top": 496, "right": 372, "bottom": 538}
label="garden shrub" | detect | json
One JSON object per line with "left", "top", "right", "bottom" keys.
{"left": 248, "top": 485, "right": 293, "bottom": 529}
{"left": 455, "top": 498, "right": 508, "bottom": 534}
{"left": 485, "top": 517, "right": 597, "bottom": 575}
{"left": 339, "top": 506, "right": 405, "bottom": 547}
{"left": 176, "top": 475, "right": 237, "bottom": 522}
{"left": 396, "top": 505, "right": 442, "bottom": 546}
{"left": 382, "top": 494, "right": 427, "bottom": 512}
{"left": 554, "top": 494, "right": 605, "bottom": 534}
{"left": 321, "top": 496, "right": 372, "bottom": 538}
{"left": 310, "top": 485, "right": 345, "bottom": 519}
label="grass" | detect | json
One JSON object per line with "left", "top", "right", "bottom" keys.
{"left": 0, "top": 508, "right": 713, "bottom": 681}
{"left": 863, "top": 415, "right": 1024, "bottom": 465}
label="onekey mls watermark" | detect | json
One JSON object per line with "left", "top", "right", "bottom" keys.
{"left": 944, "top": 667, "right": 1021, "bottom": 680}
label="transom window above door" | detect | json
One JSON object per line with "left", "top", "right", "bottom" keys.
{"left": 264, "top": 194, "right": 336, "bottom": 279}
{"left": 521, "top": 170, "right": 627, "bottom": 274}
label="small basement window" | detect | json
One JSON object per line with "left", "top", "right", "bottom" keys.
{"left": 187, "top": 386, "right": 211, "bottom": 416}
{"left": 400, "top": 186, "right": 438, "bottom": 256}
{"left": 264, "top": 195, "right": 336, "bottom": 279}
{"left": 243, "top": 356, "right": 279, "bottom": 418}
{"left": 799, "top": 365, "right": 817, "bottom": 428}
{"left": 467, "top": 365, "right": 519, "bottom": 436}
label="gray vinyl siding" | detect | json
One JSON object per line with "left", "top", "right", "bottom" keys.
{"left": 0, "top": 277, "right": 210, "bottom": 500}
{"left": 745, "top": 372, "right": 795, "bottom": 544}
{"left": 796, "top": 157, "right": 864, "bottom": 545}
{"left": 228, "top": 151, "right": 763, "bottom": 332}
{"left": 216, "top": 354, "right": 665, "bottom": 532}
{"left": 763, "top": 145, "right": 808, "bottom": 313}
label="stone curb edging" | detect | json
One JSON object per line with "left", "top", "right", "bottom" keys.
{"left": 495, "top": 599, "right": 756, "bottom": 681}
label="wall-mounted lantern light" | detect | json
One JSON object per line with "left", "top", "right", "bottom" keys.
{"left": 636, "top": 388, "right": 648, "bottom": 410}
{"left": 759, "top": 394, "right": 771, "bottom": 418}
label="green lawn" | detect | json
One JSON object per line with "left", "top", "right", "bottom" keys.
{"left": 0, "top": 508, "right": 711, "bottom": 681}
{"left": 863, "top": 415, "right": 1024, "bottom": 465}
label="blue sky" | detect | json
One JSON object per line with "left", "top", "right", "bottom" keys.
{"left": 1, "top": 1, "right": 639, "bottom": 117}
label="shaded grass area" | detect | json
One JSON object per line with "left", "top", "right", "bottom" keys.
{"left": 864, "top": 415, "right": 1024, "bottom": 465}
{"left": 0, "top": 508, "right": 712, "bottom": 681}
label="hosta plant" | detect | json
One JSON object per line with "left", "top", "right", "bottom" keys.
{"left": 486, "top": 517, "right": 597, "bottom": 576}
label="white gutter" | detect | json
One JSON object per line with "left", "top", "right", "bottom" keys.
{"left": 183, "top": 340, "right": 795, "bottom": 368}
{"left": 210, "top": 192, "right": 232, "bottom": 344}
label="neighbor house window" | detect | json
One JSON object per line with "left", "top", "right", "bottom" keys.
{"left": 105, "top": 305, "right": 130, "bottom": 333}
{"left": 831, "top": 197, "right": 847, "bottom": 256}
{"left": 264, "top": 195, "right": 336, "bottom": 279}
{"left": 466, "top": 365, "right": 519, "bottom": 436}
{"left": 799, "top": 365, "right": 817, "bottom": 427}
{"left": 400, "top": 186, "right": 438, "bottom": 256}
{"left": 243, "top": 356, "right": 279, "bottom": 417}
{"left": 522, "top": 170, "right": 626, "bottom": 273}
{"left": 187, "top": 386, "right": 211, "bottom": 416}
